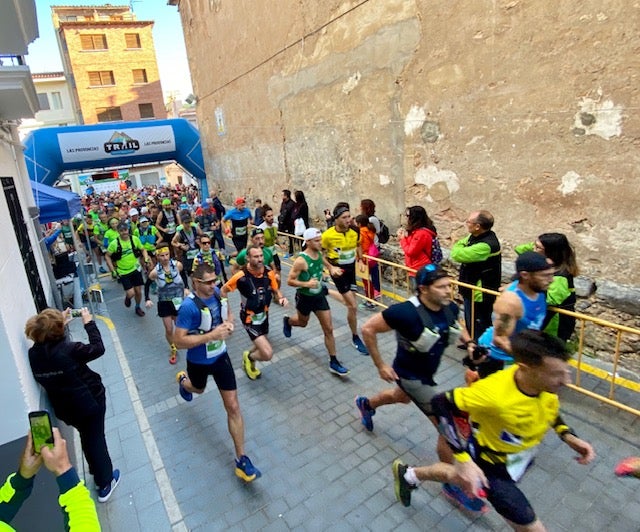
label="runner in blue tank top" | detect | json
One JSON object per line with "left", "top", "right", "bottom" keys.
{"left": 475, "top": 251, "right": 554, "bottom": 378}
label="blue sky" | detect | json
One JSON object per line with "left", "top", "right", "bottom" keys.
{"left": 28, "top": 0, "right": 193, "bottom": 99}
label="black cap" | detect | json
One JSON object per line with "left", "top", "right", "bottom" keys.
{"left": 415, "top": 264, "right": 448, "bottom": 286}
{"left": 251, "top": 228, "right": 264, "bottom": 238}
{"left": 516, "top": 251, "right": 552, "bottom": 272}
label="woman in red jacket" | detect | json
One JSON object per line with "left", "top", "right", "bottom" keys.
{"left": 397, "top": 205, "right": 438, "bottom": 290}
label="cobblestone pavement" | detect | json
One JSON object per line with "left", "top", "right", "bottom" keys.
{"left": 68, "top": 260, "right": 640, "bottom": 532}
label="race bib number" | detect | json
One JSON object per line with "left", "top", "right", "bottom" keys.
{"left": 235, "top": 226, "right": 247, "bottom": 236}
{"left": 186, "top": 249, "right": 199, "bottom": 260}
{"left": 337, "top": 248, "right": 356, "bottom": 265}
{"left": 205, "top": 339, "right": 226, "bottom": 358}
{"left": 250, "top": 311, "right": 267, "bottom": 325}
{"left": 171, "top": 296, "right": 183, "bottom": 310}
{"left": 166, "top": 222, "right": 176, "bottom": 233}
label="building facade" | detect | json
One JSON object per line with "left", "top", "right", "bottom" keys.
{"left": 170, "top": 0, "right": 640, "bottom": 287}
{"left": 52, "top": 4, "right": 166, "bottom": 125}
{"left": 0, "top": 0, "right": 67, "bottom": 526}
{"left": 18, "top": 71, "right": 77, "bottom": 138}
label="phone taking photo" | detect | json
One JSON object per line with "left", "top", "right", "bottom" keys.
{"left": 28, "top": 410, "right": 54, "bottom": 453}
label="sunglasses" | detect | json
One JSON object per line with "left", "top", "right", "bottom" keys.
{"left": 201, "top": 241, "right": 211, "bottom": 245}
{"left": 195, "top": 278, "right": 217, "bottom": 286}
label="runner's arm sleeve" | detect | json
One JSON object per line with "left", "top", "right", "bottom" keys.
{"left": 221, "top": 271, "right": 244, "bottom": 295}
{"left": 552, "top": 414, "right": 576, "bottom": 440}
{"left": 0, "top": 472, "right": 34, "bottom": 524}
{"left": 56, "top": 468, "right": 100, "bottom": 532}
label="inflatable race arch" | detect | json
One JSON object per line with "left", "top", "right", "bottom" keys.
{"left": 23, "top": 118, "right": 207, "bottom": 196}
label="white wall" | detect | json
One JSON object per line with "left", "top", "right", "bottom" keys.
{"left": 0, "top": 124, "right": 54, "bottom": 444}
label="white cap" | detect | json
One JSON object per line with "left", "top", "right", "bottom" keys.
{"left": 129, "top": 207, "right": 139, "bottom": 216}
{"left": 140, "top": 206, "right": 149, "bottom": 214}
{"left": 303, "top": 227, "right": 322, "bottom": 241}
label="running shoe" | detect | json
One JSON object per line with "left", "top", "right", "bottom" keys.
{"left": 135, "top": 307, "right": 145, "bottom": 317}
{"left": 99, "top": 266, "right": 107, "bottom": 274}
{"left": 176, "top": 371, "right": 193, "bottom": 402}
{"left": 235, "top": 455, "right": 261, "bottom": 482}
{"left": 615, "top": 456, "right": 640, "bottom": 478}
{"left": 329, "top": 359, "right": 349, "bottom": 377}
{"left": 97, "top": 469, "right": 121, "bottom": 503}
{"left": 442, "top": 483, "right": 488, "bottom": 515}
{"left": 282, "top": 316, "right": 292, "bottom": 338}
{"left": 242, "top": 350, "right": 261, "bottom": 380}
{"left": 355, "top": 396, "right": 375, "bottom": 431}
{"left": 392, "top": 459, "right": 416, "bottom": 507}
{"left": 352, "top": 335, "right": 369, "bottom": 355}
{"left": 358, "top": 302, "right": 376, "bottom": 310}
{"left": 124, "top": 296, "right": 132, "bottom": 308}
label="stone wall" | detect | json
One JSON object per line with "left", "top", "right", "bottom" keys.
{"left": 175, "top": 0, "right": 640, "bottom": 290}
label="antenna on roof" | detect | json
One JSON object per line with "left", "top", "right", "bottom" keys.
{"left": 129, "top": 0, "right": 142, "bottom": 13}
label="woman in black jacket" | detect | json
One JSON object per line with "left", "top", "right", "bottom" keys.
{"left": 25, "top": 307, "right": 120, "bottom": 503}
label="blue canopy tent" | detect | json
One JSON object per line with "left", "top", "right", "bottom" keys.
{"left": 30, "top": 180, "right": 82, "bottom": 223}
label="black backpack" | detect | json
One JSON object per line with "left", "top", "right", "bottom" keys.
{"left": 377, "top": 219, "right": 390, "bottom": 244}
{"left": 110, "top": 237, "right": 142, "bottom": 262}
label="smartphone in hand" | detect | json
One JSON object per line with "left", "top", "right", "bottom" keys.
{"left": 28, "top": 410, "right": 54, "bottom": 454}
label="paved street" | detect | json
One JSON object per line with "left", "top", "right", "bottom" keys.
{"left": 65, "top": 260, "right": 640, "bottom": 532}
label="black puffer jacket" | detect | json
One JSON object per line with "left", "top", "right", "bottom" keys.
{"left": 28, "top": 321, "right": 106, "bottom": 426}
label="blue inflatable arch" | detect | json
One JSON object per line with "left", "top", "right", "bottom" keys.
{"left": 23, "top": 118, "right": 207, "bottom": 197}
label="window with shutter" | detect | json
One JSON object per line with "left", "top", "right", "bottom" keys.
{"left": 125, "top": 33, "right": 141, "bottom": 48}
{"left": 96, "top": 107, "right": 123, "bottom": 122}
{"left": 88, "top": 71, "right": 115, "bottom": 86}
{"left": 138, "top": 103, "right": 154, "bottom": 119}
{"left": 80, "top": 34, "right": 107, "bottom": 50}
{"left": 132, "top": 69, "right": 148, "bottom": 84}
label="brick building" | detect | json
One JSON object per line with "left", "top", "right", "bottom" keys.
{"left": 52, "top": 4, "right": 166, "bottom": 125}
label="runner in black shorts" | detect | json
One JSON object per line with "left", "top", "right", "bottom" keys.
{"left": 147, "top": 244, "right": 186, "bottom": 365}
{"left": 174, "top": 263, "right": 261, "bottom": 483}
{"left": 321, "top": 204, "right": 369, "bottom": 355}
{"left": 222, "top": 245, "right": 288, "bottom": 380}
{"left": 391, "top": 330, "right": 596, "bottom": 530}
{"left": 284, "top": 228, "right": 349, "bottom": 376}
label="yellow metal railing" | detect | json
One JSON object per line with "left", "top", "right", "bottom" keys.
{"left": 250, "top": 229, "right": 639, "bottom": 416}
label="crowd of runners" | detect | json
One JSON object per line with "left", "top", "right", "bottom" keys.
{"left": 28, "top": 182, "right": 639, "bottom": 532}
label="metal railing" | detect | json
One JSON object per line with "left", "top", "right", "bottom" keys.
{"left": 270, "top": 231, "right": 639, "bottom": 416}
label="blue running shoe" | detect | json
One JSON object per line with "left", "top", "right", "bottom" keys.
{"left": 355, "top": 395, "right": 375, "bottom": 431}
{"left": 282, "top": 316, "right": 292, "bottom": 338}
{"left": 329, "top": 359, "right": 349, "bottom": 377}
{"left": 176, "top": 371, "right": 193, "bottom": 402}
{"left": 442, "top": 483, "right": 488, "bottom": 515}
{"left": 352, "top": 335, "right": 369, "bottom": 355}
{"left": 235, "top": 455, "right": 261, "bottom": 482}
{"left": 97, "top": 469, "right": 121, "bottom": 503}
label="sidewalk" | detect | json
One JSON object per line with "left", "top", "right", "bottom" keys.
{"left": 68, "top": 263, "right": 640, "bottom": 531}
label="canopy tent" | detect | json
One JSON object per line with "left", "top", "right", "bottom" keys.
{"left": 30, "top": 180, "right": 82, "bottom": 223}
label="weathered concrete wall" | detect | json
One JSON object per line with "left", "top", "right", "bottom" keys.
{"left": 175, "top": 0, "right": 640, "bottom": 286}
